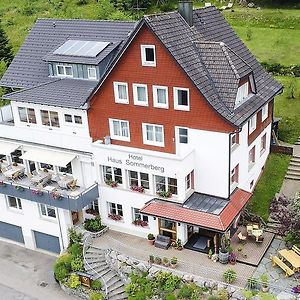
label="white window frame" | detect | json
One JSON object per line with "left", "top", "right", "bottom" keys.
{"left": 153, "top": 85, "right": 168, "bottom": 109}
{"left": 177, "top": 127, "right": 188, "bottom": 144}
{"left": 133, "top": 83, "right": 148, "bottom": 106}
{"left": 248, "top": 114, "right": 257, "bottom": 134}
{"left": 260, "top": 133, "right": 267, "bottom": 155}
{"left": 102, "top": 166, "right": 123, "bottom": 184}
{"left": 155, "top": 175, "right": 178, "bottom": 196}
{"left": 40, "top": 110, "right": 60, "bottom": 128}
{"left": 235, "top": 81, "right": 249, "bottom": 106}
{"left": 64, "top": 114, "right": 83, "bottom": 125}
{"left": 128, "top": 170, "right": 150, "bottom": 190}
{"left": 56, "top": 64, "right": 73, "bottom": 77}
{"left": 248, "top": 146, "right": 256, "bottom": 170}
{"left": 140, "top": 45, "right": 156, "bottom": 67}
{"left": 185, "top": 172, "right": 192, "bottom": 191}
{"left": 109, "top": 118, "right": 130, "bottom": 142}
{"left": 132, "top": 207, "right": 149, "bottom": 223}
{"left": 108, "top": 202, "right": 123, "bottom": 217}
{"left": 18, "top": 107, "right": 37, "bottom": 124}
{"left": 6, "top": 196, "right": 22, "bottom": 211}
{"left": 39, "top": 204, "right": 56, "bottom": 219}
{"left": 142, "top": 123, "right": 164, "bottom": 147}
{"left": 174, "top": 87, "right": 190, "bottom": 111}
{"left": 113, "top": 82, "right": 129, "bottom": 104}
{"left": 87, "top": 67, "right": 97, "bottom": 80}
{"left": 261, "top": 103, "right": 268, "bottom": 122}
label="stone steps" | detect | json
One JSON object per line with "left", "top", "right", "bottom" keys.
{"left": 84, "top": 246, "right": 127, "bottom": 300}
{"left": 285, "top": 154, "right": 300, "bottom": 180}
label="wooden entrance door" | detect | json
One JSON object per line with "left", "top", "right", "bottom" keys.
{"left": 72, "top": 211, "right": 79, "bottom": 225}
{"left": 158, "top": 218, "right": 177, "bottom": 240}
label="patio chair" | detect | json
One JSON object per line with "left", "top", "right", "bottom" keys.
{"left": 68, "top": 179, "right": 77, "bottom": 191}
{"left": 238, "top": 232, "right": 247, "bottom": 243}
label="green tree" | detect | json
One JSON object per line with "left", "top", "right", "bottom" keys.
{"left": 0, "top": 21, "right": 14, "bottom": 65}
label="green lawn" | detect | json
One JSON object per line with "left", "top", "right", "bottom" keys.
{"left": 248, "top": 153, "right": 291, "bottom": 221}
{"left": 233, "top": 27, "right": 300, "bottom": 65}
{"left": 274, "top": 76, "right": 300, "bottom": 144}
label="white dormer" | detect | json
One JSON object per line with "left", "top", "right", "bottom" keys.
{"left": 235, "top": 81, "right": 249, "bottom": 106}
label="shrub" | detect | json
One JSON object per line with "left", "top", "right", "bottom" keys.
{"left": 54, "top": 264, "right": 69, "bottom": 282}
{"left": 91, "top": 279, "right": 102, "bottom": 290}
{"left": 155, "top": 272, "right": 181, "bottom": 293}
{"left": 89, "top": 292, "right": 105, "bottom": 300}
{"left": 84, "top": 217, "right": 105, "bottom": 232}
{"left": 69, "top": 242, "right": 83, "bottom": 258}
{"left": 67, "top": 274, "right": 81, "bottom": 289}
{"left": 223, "top": 269, "right": 237, "bottom": 284}
{"left": 165, "top": 294, "right": 177, "bottom": 300}
{"left": 147, "top": 233, "right": 155, "bottom": 240}
{"left": 68, "top": 227, "right": 83, "bottom": 245}
{"left": 71, "top": 256, "right": 84, "bottom": 272}
{"left": 177, "top": 284, "right": 194, "bottom": 299}
{"left": 218, "top": 288, "right": 229, "bottom": 300}
{"left": 247, "top": 277, "right": 259, "bottom": 290}
{"left": 285, "top": 230, "right": 300, "bottom": 247}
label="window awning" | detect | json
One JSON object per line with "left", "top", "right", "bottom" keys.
{"left": 21, "top": 148, "right": 77, "bottom": 167}
{"left": 0, "top": 141, "right": 20, "bottom": 155}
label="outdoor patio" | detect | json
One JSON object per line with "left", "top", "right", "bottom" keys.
{"left": 231, "top": 226, "right": 275, "bottom": 266}
{"left": 92, "top": 229, "right": 256, "bottom": 287}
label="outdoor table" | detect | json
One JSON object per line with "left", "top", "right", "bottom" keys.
{"left": 278, "top": 249, "right": 300, "bottom": 272}
{"left": 58, "top": 176, "right": 73, "bottom": 189}
{"left": 31, "top": 172, "right": 51, "bottom": 185}
{"left": 43, "top": 185, "right": 57, "bottom": 193}
{"left": 252, "top": 229, "right": 263, "bottom": 242}
{"left": 3, "top": 165, "right": 25, "bottom": 179}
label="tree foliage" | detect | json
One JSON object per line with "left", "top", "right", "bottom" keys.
{"left": 0, "top": 21, "right": 14, "bottom": 65}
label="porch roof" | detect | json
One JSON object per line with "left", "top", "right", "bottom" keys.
{"left": 140, "top": 189, "right": 252, "bottom": 232}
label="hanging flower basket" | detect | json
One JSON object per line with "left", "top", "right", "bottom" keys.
{"left": 51, "top": 191, "right": 62, "bottom": 200}
{"left": 32, "top": 189, "right": 43, "bottom": 196}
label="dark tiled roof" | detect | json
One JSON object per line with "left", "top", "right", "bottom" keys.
{"left": 4, "top": 79, "right": 98, "bottom": 109}
{"left": 145, "top": 7, "right": 282, "bottom": 126}
{"left": 141, "top": 188, "right": 252, "bottom": 231}
{"left": 43, "top": 41, "right": 121, "bottom": 65}
{"left": 183, "top": 192, "right": 228, "bottom": 215}
{"left": 0, "top": 19, "right": 136, "bottom": 89}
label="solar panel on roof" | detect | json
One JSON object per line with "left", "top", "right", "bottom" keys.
{"left": 53, "top": 40, "right": 110, "bottom": 57}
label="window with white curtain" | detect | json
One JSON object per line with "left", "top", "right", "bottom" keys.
{"left": 153, "top": 85, "right": 168, "bottom": 108}
{"left": 142, "top": 123, "right": 164, "bottom": 147}
{"left": 109, "top": 119, "right": 130, "bottom": 141}
{"left": 113, "top": 82, "right": 129, "bottom": 104}
{"left": 133, "top": 84, "right": 148, "bottom": 106}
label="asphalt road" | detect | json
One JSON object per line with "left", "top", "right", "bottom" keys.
{"left": 0, "top": 241, "right": 73, "bottom": 300}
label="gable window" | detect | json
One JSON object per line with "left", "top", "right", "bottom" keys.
{"left": 141, "top": 45, "right": 156, "bottom": 67}
{"left": 178, "top": 127, "right": 188, "bottom": 144}
{"left": 133, "top": 84, "right": 148, "bottom": 106}
{"left": 174, "top": 87, "right": 190, "bottom": 111}
{"left": 87, "top": 67, "right": 97, "bottom": 80}
{"left": 128, "top": 171, "right": 149, "bottom": 190}
{"left": 248, "top": 114, "right": 257, "bottom": 134}
{"left": 113, "top": 82, "right": 129, "bottom": 104}
{"left": 39, "top": 204, "right": 56, "bottom": 219}
{"left": 260, "top": 133, "right": 267, "bottom": 155}
{"left": 236, "top": 81, "right": 249, "bottom": 105}
{"left": 248, "top": 146, "right": 255, "bottom": 170}
{"left": 7, "top": 196, "right": 22, "bottom": 210}
{"left": 41, "top": 110, "right": 60, "bottom": 128}
{"left": 142, "top": 123, "right": 164, "bottom": 147}
{"left": 56, "top": 65, "right": 73, "bottom": 77}
{"left": 18, "top": 107, "right": 36, "bottom": 124}
{"left": 108, "top": 202, "right": 123, "bottom": 217}
{"left": 103, "top": 166, "right": 123, "bottom": 184}
{"left": 109, "top": 119, "right": 130, "bottom": 141}
{"left": 153, "top": 86, "right": 168, "bottom": 109}
{"left": 261, "top": 103, "right": 268, "bottom": 122}
{"left": 155, "top": 175, "right": 178, "bottom": 196}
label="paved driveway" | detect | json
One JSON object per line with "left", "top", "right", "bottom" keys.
{"left": 0, "top": 240, "right": 73, "bottom": 300}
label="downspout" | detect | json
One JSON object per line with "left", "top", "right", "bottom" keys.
{"left": 56, "top": 208, "right": 65, "bottom": 252}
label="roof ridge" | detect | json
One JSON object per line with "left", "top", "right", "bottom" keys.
{"left": 36, "top": 18, "right": 135, "bottom": 24}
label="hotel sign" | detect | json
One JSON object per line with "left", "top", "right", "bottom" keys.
{"left": 107, "top": 154, "right": 165, "bottom": 174}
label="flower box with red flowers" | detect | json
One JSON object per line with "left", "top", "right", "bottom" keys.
{"left": 108, "top": 214, "right": 122, "bottom": 221}
{"left": 132, "top": 219, "right": 148, "bottom": 227}
{"left": 130, "top": 185, "right": 145, "bottom": 193}
{"left": 51, "top": 191, "right": 62, "bottom": 200}
{"left": 157, "top": 190, "right": 172, "bottom": 198}
{"left": 105, "top": 180, "right": 118, "bottom": 188}
{"left": 32, "top": 189, "right": 43, "bottom": 196}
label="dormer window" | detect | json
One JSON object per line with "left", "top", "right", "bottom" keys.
{"left": 236, "top": 81, "right": 249, "bottom": 106}
{"left": 88, "top": 67, "right": 97, "bottom": 80}
{"left": 56, "top": 65, "right": 73, "bottom": 77}
{"left": 141, "top": 45, "right": 156, "bottom": 67}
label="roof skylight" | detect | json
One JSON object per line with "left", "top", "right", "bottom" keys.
{"left": 53, "top": 40, "right": 110, "bottom": 57}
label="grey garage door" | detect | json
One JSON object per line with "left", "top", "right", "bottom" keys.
{"left": 0, "top": 221, "right": 24, "bottom": 244}
{"left": 33, "top": 231, "right": 60, "bottom": 254}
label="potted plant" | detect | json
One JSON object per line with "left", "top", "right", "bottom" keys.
{"left": 223, "top": 269, "right": 237, "bottom": 284}
{"left": 162, "top": 257, "right": 170, "bottom": 267}
{"left": 247, "top": 276, "right": 259, "bottom": 290}
{"left": 260, "top": 274, "right": 269, "bottom": 292}
{"left": 208, "top": 249, "right": 213, "bottom": 259}
{"left": 229, "top": 252, "right": 237, "bottom": 265}
{"left": 154, "top": 256, "right": 162, "bottom": 265}
{"left": 170, "top": 257, "right": 178, "bottom": 268}
{"left": 219, "top": 235, "right": 230, "bottom": 264}
{"left": 176, "top": 239, "right": 183, "bottom": 250}
{"left": 149, "top": 254, "right": 154, "bottom": 264}
{"left": 147, "top": 233, "right": 155, "bottom": 245}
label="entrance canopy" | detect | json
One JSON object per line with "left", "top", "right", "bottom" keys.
{"left": 0, "top": 141, "right": 19, "bottom": 155}
{"left": 141, "top": 189, "right": 252, "bottom": 232}
{"left": 21, "top": 148, "right": 77, "bottom": 167}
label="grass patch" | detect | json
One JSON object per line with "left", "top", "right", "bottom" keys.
{"left": 248, "top": 153, "right": 290, "bottom": 221}
{"left": 233, "top": 27, "right": 300, "bottom": 65}
{"left": 274, "top": 76, "right": 300, "bottom": 144}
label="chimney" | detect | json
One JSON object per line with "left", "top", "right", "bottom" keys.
{"left": 178, "top": 1, "right": 193, "bottom": 27}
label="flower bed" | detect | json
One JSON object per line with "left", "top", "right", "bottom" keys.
{"left": 83, "top": 217, "right": 108, "bottom": 238}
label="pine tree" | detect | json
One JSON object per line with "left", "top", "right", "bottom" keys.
{"left": 0, "top": 22, "right": 14, "bottom": 65}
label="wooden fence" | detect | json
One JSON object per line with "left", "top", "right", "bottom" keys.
{"left": 271, "top": 144, "right": 293, "bottom": 155}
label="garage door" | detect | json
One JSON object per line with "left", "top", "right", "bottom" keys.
{"left": 0, "top": 221, "right": 24, "bottom": 244}
{"left": 33, "top": 231, "right": 60, "bottom": 254}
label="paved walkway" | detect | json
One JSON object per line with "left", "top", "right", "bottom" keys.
{"left": 92, "top": 230, "right": 255, "bottom": 287}
{"left": 253, "top": 237, "right": 299, "bottom": 296}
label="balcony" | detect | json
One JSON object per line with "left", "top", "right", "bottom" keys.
{"left": 0, "top": 172, "right": 99, "bottom": 211}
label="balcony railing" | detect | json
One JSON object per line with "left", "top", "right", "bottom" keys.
{"left": 0, "top": 178, "right": 99, "bottom": 211}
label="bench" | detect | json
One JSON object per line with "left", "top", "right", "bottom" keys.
{"left": 271, "top": 255, "right": 295, "bottom": 277}
{"left": 292, "top": 245, "right": 300, "bottom": 256}
{"left": 154, "top": 235, "right": 171, "bottom": 249}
